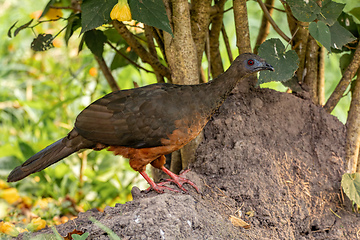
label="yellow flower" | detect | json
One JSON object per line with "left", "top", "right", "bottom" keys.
{"left": 110, "top": 0, "right": 132, "bottom": 21}
{"left": 0, "top": 179, "right": 8, "bottom": 189}
{"left": 0, "top": 222, "right": 19, "bottom": 237}
{"left": 27, "top": 218, "right": 46, "bottom": 232}
{"left": 0, "top": 188, "right": 20, "bottom": 204}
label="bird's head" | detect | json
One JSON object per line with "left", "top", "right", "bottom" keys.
{"left": 230, "top": 53, "right": 274, "bottom": 75}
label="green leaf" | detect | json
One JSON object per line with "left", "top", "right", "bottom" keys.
{"left": 258, "top": 38, "right": 299, "bottom": 85}
{"left": 338, "top": 12, "right": 359, "bottom": 39}
{"left": 111, "top": 47, "right": 139, "bottom": 70}
{"left": 39, "top": 0, "right": 56, "bottom": 19}
{"left": 72, "top": 232, "right": 89, "bottom": 240}
{"left": 349, "top": 7, "right": 360, "bottom": 22}
{"left": 318, "top": 0, "right": 345, "bottom": 26}
{"left": 14, "top": 19, "right": 33, "bottom": 37}
{"left": 31, "top": 33, "right": 54, "bottom": 51}
{"left": 339, "top": 53, "right": 352, "bottom": 75}
{"left": 103, "top": 28, "right": 126, "bottom": 45}
{"left": 80, "top": 0, "right": 117, "bottom": 34}
{"left": 286, "top": 0, "right": 321, "bottom": 22}
{"left": 64, "top": 13, "right": 81, "bottom": 45}
{"left": 7, "top": 20, "right": 18, "bottom": 38}
{"left": 18, "top": 141, "right": 36, "bottom": 160}
{"left": 308, "top": 21, "right": 331, "bottom": 52}
{"left": 84, "top": 30, "right": 107, "bottom": 57}
{"left": 341, "top": 173, "right": 360, "bottom": 206}
{"left": 329, "top": 22, "right": 356, "bottom": 50}
{"left": 129, "top": 0, "right": 173, "bottom": 36}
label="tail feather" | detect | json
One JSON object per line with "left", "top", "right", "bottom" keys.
{"left": 7, "top": 138, "right": 75, "bottom": 182}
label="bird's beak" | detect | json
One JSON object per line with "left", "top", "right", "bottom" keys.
{"left": 265, "top": 63, "right": 274, "bottom": 72}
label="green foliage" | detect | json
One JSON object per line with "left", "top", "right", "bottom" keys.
{"left": 341, "top": 173, "right": 360, "bottom": 207}
{"left": 330, "top": 22, "right": 357, "bottom": 50}
{"left": 258, "top": 39, "right": 299, "bottom": 84}
{"left": 309, "top": 21, "right": 331, "bottom": 52}
{"left": 80, "top": 0, "right": 117, "bottom": 34}
{"left": 287, "top": 0, "right": 355, "bottom": 52}
{"left": 129, "top": 0, "right": 173, "bottom": 36}
{"left": 72, "top": 232, "right": 89, "bottom": 240}
{"left": 91, "top": 217, "right": 121, "bottom": 240}
{"left": 286, "top": 0, "right": 320, "bottom": 22}
{"left": 31, "top": 34, "right": 54, "bottom": 51}
{"left": 84, "top": 30, "right": 107, "bottom": 58}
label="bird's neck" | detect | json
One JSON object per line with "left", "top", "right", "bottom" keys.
{"left": 206, "top": 66, "right": 246, "bottom": 105}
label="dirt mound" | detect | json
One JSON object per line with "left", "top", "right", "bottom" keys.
{"left": 19, "top": 88, "right": 360, "bottom": 239}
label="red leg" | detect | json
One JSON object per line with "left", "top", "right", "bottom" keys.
{"left": 139, "top": 171, "right": 180, "bottom": 193}
{"left": 160, "top": 167, "right": 200, "bottom": 193}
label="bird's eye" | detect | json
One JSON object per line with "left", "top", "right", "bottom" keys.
{"left": 247, "top": 59, "right": 254, "bottom": 66}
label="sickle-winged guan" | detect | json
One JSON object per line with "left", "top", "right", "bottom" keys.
{"left": 7, "top": 53, "right": 274, "bottom": 193}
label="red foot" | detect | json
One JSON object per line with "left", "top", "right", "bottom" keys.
{"left": 160, "top": 167, "right": 200, "bottom": 193}
{"left": 139, "top": 171, "right": 180, "bottom": 193}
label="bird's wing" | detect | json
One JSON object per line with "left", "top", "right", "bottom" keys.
{"left": 74, "top": 84, "right": 186, "bottom": 148}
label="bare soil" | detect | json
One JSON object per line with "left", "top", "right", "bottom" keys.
{"left": 17, "top": 88, "right": 360, "bottom": 239}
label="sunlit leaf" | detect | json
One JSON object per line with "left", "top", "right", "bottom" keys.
{"left": 342, "top": 173, "right": 360, "bottom": 206}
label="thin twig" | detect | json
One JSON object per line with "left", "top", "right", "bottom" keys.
{"left": 221, "top": 22, "right": 233, "bottom": 63}
{"left": 324, "top": 41, "right": 360, "bottom": 113}
{"left": 106, "top": 40, "right": 155, "bottom": 74}
{"left": 94, "top": 55, "right": 120, "bottom": 92}
{"left": 113, "top": 20, "right": 171, "bottom": 80}
{"left": 256, "top": 0, "right": 291, "bottom": 42}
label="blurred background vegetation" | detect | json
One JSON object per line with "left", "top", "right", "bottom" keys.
{"left": 0, "top": 0, "right": 352, "bottom": 229}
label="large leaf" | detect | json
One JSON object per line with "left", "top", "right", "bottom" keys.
{"left": 258, "top": 38, "right": 299, "bottom": 85}
{"left": 342, "top": 173, "right": 360, "bottom": 206}
{"left": 349, "top": 7, "right": 360, "bottom": 22}
{"left": 337, "top": 12, "right": 359, "bottom": 39}
{"left": 317, "top": 0, "right": 345, "bottom": 26}
{"left": 84, "top": 30, "right": 107, "bottom": 58}
{"left": 80, "top": 0, "right": 117, "bottom": 34}
{"left": 329, "top": 22, "right": 356, "bottom": 50}
{"left": 286, "top": 0, "right": 320, "bottom": 22}
{"left": 309, "top": 21, "right": 331, "bottom": 52}
{"left": 129, "top": 0, "right": 173, "bottom": 36}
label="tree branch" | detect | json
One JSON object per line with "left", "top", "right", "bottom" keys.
{"left": 254, "top": 0, "right": 275, "bottom": 54}
{"left": 190, "top": 0, "right": 212, "bottom": 68}
{"left": 317, "top": 46, "right": 325, "bottom": 105}
{"left": 345, "top": 68, "right": 360, "bottom": 173}
{"left": 112, "top": 20, "right": 171, "bottom": 81}
{"left": 324, "top": 41, "right": 360, "bottom": 113}
{"left": 233, "top": 0, "right": 252, "bottom": 54}
{"left": 144, "top": 25, "right": 165, "bottom": 83}
{"left": 106, "top": 40, "right": 155, "bottom": 74}
{"left": 222, "top": 23, "right": 233, "bottom": 63}
{"left": 303, "top": 35, "right": 319, "bottom": 104}
{"left": 256, "top": 0, "right": 290, "bottom": 43}
{"left": 94, "top": 55, "right": 120, "bottom": 92}
{"left": 209, "top": 0, "right": 226, "bottom": 77}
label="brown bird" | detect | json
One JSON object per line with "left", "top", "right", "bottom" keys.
{"left": 7, "top": 53, "right": 274, "bottom": 193}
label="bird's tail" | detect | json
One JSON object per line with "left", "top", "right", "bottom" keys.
{"left": 7, "top": 130, "right": 94, "bottom": 182}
